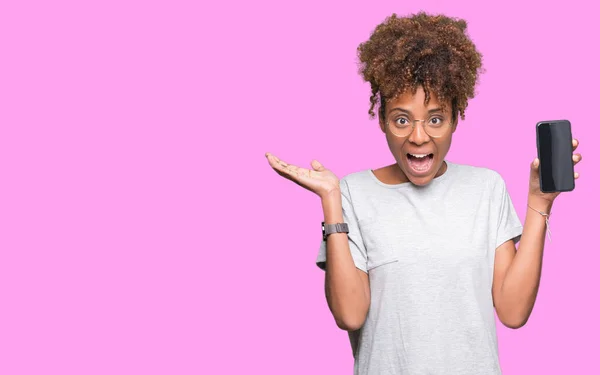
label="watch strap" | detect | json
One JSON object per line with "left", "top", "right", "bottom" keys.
{"left": 322, "top": 222, "right": 349, "bottom": 240}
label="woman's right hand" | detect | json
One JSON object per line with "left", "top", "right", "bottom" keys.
{"left": 265, "top": 152, "right": 340, "bottom": 198}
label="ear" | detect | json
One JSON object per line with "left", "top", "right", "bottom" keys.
{"left": 451, "top": 112, "right": 459, "bottom": 133}
{"left": 378, "top": 107, "right": 386, "bottom": 133}
{"left": 451, "top": 121, "right": 458, "bottom": 133}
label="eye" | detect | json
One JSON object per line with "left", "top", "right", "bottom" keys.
{"left": 429, "top": 117, "right": 444, "bottom": 126}
{"left": 394, "top": 117, "right": 410, "bottom": 126}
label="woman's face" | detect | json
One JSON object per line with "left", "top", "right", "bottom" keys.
{"left": 379, "top": 86, "right": 457, "bottom": 186}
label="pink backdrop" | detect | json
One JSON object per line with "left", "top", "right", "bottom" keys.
{"left": 1, "top": 0, "right": 598, "bottom": 374}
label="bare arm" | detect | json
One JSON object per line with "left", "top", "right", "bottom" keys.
{"left": 322, "top": 191, "right": 370, "bottom": 332}
{"left": 492, "top": 196, "right": 550, "bottom": 329}
{"left": 264, "top": 153, "right": 370, "bottom": 331}
{"left": 493, "top": 143, "right": 582, "bottom": 328}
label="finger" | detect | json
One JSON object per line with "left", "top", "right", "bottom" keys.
{"left": 271, "top": 162, "right": 304, "bottom": 183}
{"left": 287, "top": 164, "right": 311, "bottom": 179}
{"left": 266, "top": 153, "right": 280, "bottom": 169}
{"left": 572, "top": 138, "right": 579, "bottom": 151}
{"left": 532, "top": 158, "right": 540, "bottom": 169}
{"left": 311, "top": 159, "right": 326, "bottom": 171}
{"left": 266, "top": 153, "right": 290, "bottom": 170}
{"left": 575, "top": 172, "right": 580, "bottom": 179}
{"left": 572, "top": 153, "right": 582, "bottom": 165}
{"left": 272, "top": 154, "right": 288, "bottom": 168}
{"left": 267, "top": 154, "right": 293, "bottom": 177}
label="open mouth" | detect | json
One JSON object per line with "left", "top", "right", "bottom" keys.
{"left": 406, "top": 153, "right": 434, "bottom": 173}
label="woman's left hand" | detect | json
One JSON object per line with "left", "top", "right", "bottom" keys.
{"left": 529, "top": 138, "right": 582, "bottom": 203}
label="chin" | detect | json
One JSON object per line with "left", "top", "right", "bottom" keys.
{"left": 406, "top": 173, "right": 435, "bottom": 186}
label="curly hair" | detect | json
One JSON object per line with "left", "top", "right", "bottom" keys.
{"left": 357, "top": 12, "right": 484, "bottom": 123}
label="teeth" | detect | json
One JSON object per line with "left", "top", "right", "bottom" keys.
{"left": 409, "top": 154, "right": 429, "bottom": 158}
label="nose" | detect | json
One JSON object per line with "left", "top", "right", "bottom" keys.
{"left": 408, "top": 120, "right": 430, "bottom": 146}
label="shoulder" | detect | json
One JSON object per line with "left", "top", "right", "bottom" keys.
{"left": 340, "top": 169, "right": 373, "bottom": 189}
{"left": 449, "top": 161, "right": 506, "bottom": 187}
{"left": 337, "top": 169, "right": 375, "bottom": 203}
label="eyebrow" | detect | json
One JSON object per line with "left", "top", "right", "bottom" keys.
{"left": 388, "top": 107, "right": 444, "bottom": 115}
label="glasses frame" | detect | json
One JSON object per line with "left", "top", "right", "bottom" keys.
{"left": 386, "top": 116, "right": 453, "bottom": 139}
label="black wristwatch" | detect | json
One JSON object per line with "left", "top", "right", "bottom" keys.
{"left": 322, "top": 221, "right": 349, "bottom": 240}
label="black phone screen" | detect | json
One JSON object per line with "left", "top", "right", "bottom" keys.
{"left": 536, "top": 121, "right": 574, "bottom": 192}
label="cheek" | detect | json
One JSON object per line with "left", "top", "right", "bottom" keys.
{"left": 435, "top": 136, "right": 453, "bottom": 154}
{"left": 386, "top": 135, "right": 405, "bottom": 155}
{"left": 385, "top": 132, "right": 394, "bottom": 149}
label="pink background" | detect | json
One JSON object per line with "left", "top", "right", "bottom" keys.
{"left": 0, "top": 0, "right": 598, "bottom": 374}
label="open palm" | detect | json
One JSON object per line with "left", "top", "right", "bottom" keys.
{"left": 265, "top": 152, "right": 340, "bottom": 198}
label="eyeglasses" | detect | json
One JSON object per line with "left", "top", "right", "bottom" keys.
{"left": 386, "top": 115, "right": 452, "bottom": 138}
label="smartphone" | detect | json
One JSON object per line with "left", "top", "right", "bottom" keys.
{"left": 536, "top": 120, "right": 575, "bottom": 193}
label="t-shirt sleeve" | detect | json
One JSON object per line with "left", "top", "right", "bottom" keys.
{"left": 495, "top": 174, "right": 523, "bottom": 249}
{"left": 316, "top": 178, "right": 368, "bottom": 273}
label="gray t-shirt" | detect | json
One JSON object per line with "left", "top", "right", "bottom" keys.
{"left": 316, "top": 161, "right": 523, "bottom": 375}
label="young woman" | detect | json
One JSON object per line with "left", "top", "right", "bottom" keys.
{"left": 266, "top": 12, "right": 582, "bottom": 374}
